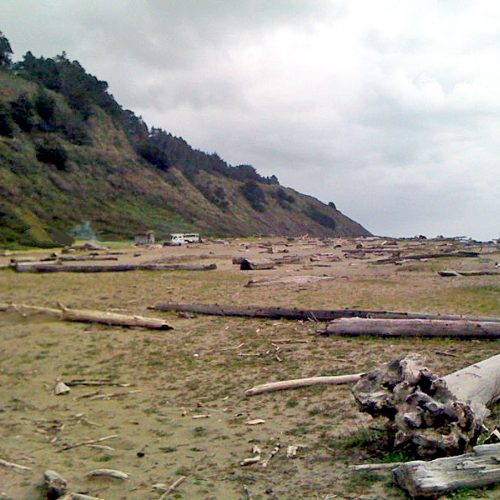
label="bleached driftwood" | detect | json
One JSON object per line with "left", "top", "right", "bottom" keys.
{"left": 58, "top": 434, "right": 118, "bottom": 452}
{"left": 372, "top": 250, "right": 480, "bottom": 264}
{"left": 150, "top": 301, "right": 500, "bottom": 322}
{"left": 159, "top": 475, "right": 186, "bottom": 499}
{"left": 245, "top": 275, "right": 334, "bottom": 287}
{"left": 324, "top": 318, "right": 500, "bottom": 339}
{"left": 352, "top": 353, "right": 500, "bottom": 458}
{"left": 439, "top": 269, "right": 500, "bottom": 277}
{"left": 245, "top": 374, "right": 363, "bottom": 396}
{"left": 14, "top": 262, "right": 216, "bottom": 272}
{"left": 393, "top": 443, "right": 500, "bottom": 498}
{"left": 262, "top": 443, "right": 281, "bottom": 468}
{"left": 0, "top": 302, "right": 173, "bottom": 330}
{"left": 86, "top": 469, "right": 129, "bottom": 480}
{"left": 60, "top": 305, "right": 173, "bottom": 330}
{"left": 349, "top": 462, "right": 403, "bottom": 471}
{"left": 0, "top": 457, "right": 32, "bottom": 472}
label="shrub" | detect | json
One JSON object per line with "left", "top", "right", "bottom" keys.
{"left": 10, "top": 93, "right": 35, "bottom": 132}
{"left": 240, "top": 180, "right": 267, "bottom": 212}
{"left": 35, "top": 140, "right": 68, "bottom": 170}
{"left": 306, "top": 206, "right": 336, "bottom": 229}
{"left": 0, "top": 102, "right": 13, "bottom": 137}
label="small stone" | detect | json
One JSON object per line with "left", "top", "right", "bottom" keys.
{"left": 136, "top": 451, "right": 145, "bottom": 458}
{"left": 54, "top": 381, "right": 71, "bottom": 395}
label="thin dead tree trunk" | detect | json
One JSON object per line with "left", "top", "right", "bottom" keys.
{"left": 352, "top": 353, "right": 500, "bottom": 458}
{"left": 245, "top": 374, "right": 363, "bottom": 396}
{"left": 150, "top": 302, "right": 500, "bottom": 323}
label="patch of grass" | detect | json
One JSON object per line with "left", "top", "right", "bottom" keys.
{"left": 347, "top": 470, "right": 385, "bottom": 491}
{"left": 308, "top": 405, "right": 322, "bottom": 416}
{"left": 286, "top": 398, "right": 299, "bottom": 408}
{"left": 446, "top": 486, "right": 491, "bottom": 499}
{"left": 288, "top": 425, "right": 310, "bottom": 437}
{"left": 193, "top": 426, "right": 207, "bottom": 437}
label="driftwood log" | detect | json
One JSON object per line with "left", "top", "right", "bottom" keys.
{"left": 352, "top": 353, "right": 500, "bottom": 458}
{"left": 393, "top": 443, "right": 500, "bottom": 497}
{"left": 245, "top": 275, "right": 335, "bottom": 287}
{"left": 372, "top": 250, "right": 480, "bottom": 265}
{"left": 14, "top": 263, "right": 216, "bottom": 273}
{"left": 245, "top": 374, "right": 363, "bottom": 396}
{"left": 439, "top": 269, "right": 500, "bottom": 277}
{"left": 150, "top": 302, "right": 500, "bottom": 323}
{"left": 323, "top": 318, "right": 500, "bottom": 339}
{"left": 0, "top": 303, "right": 173, "bottom": 330}
{"left": 239, "top": 259, "right": 275, "bottom": 270}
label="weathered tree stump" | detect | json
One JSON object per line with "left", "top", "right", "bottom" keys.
{"left": 352, "top": 353, "right": 500, "bottom": 458}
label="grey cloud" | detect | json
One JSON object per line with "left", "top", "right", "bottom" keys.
{"left": 1, "top": 0, "right": 499, "bottom": 240}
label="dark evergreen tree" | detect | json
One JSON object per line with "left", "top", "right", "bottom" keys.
{"left": 0, "top": 31, "right": 13, "bottom": 68}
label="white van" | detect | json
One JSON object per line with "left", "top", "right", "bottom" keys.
{"left": 170, "top": 233, "right": 200, "bottom": 245}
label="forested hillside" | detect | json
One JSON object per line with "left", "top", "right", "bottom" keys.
{"left": 0, "top": 31, "right": 370, "bottom": 246}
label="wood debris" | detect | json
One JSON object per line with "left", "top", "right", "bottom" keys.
{"left": 0, "top": 457, "right": 33, "bottom": 472}
{"left": 14, "top": 262, "right": 216, "bottom": 272}
{"left": 0, "top": 302, "right": 173, "bottom": 330}
{"left": 245, "top": 374, "right": 363, "bottom": 396}
{"left": 262, "top": 442, "right": 280, "bottom": 468}
{"left": 150, "top": 301, "right": 500, "bottom": 322}
{"left": 58, "top": 434, "right": 118, "bottom": 452}
{"left": 352, "top": 353, "right": 500, "bottom": 458}
{"left": 245, "top": 419, "right": 266, "bottom": 425}
{"left": 86, "top": 468, "right": 129, "bottom": 480}
{"left": 323, "top": 317, "right": 500, "bottom": 339}
{"left": 393, "top": 443, "right": 500, "bottom": 497}
{"left": 158, "top": 475, "right": 186, "bottom": 499}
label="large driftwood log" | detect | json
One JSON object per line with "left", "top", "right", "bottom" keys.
{"left": 324, "top": 318, "right": 500, "bottom": 339}
{"left": 393, "top": 443, "right": 500, "bottom": 498}
{"left": 150, "top": 302, "right": 500, "bottom": 323}
{"left": 14, "top": 263, "right": 216, "bottom": 272}
{"left": 245, "top": 374, "right": 363, "bottom": 396}
{"left": 372, "top": 250, "right": 480, "bottom": 264}
{"left": 352, "top": 354, "right": 500, "bottom": 458}
{"left": 0, "top": 303, "right": 173, "bottom": 330}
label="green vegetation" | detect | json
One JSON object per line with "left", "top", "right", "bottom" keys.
{"left": 0, "top": 30, "right": 370, "bottom": 246}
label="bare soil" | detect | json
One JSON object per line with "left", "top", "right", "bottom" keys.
{"left": 0, "top": 236, "right": 499, "bottom": 499}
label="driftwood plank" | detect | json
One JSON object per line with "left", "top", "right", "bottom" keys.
{"left": 393, "top": 444, "right": 500, "bottom": 498}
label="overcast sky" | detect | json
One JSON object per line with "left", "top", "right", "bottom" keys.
{"left": 2, "top": 1, "right": 500, "bottom": 240}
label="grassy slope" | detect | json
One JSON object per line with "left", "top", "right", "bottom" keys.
{"left": 0, "top": 70, "right": 371, "bottom": 246}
